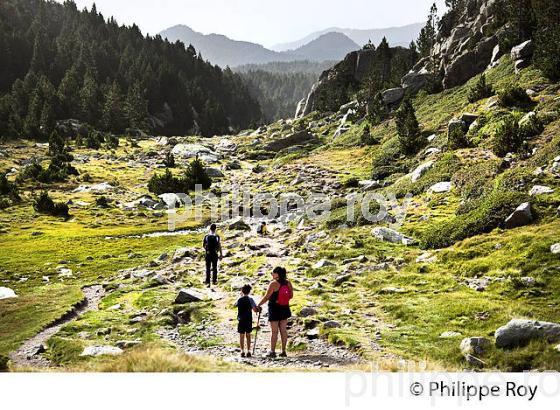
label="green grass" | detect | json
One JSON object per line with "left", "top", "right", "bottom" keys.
{"left": 0, "top": 284, "right": 83, "bottom": 356}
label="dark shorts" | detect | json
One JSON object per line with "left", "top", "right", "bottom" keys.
{"left": 268, "top": 303, "right": 291, "bottom": 322}
{"left": 238, "top": 319, "right": 252, "bottom": 334}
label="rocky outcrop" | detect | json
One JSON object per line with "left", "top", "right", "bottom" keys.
{"left": 495, "top": 319, "right": 560, "bottom": 348}
{"left": 0, "top": 287, "right": 17, "bottom": 300}
{"left": 264, "top": 130, "right": 317, "bottom": 152}
{"left": 504, "top": 203, "right": 533, "bottom": 229}
{"left": 372, "top": 227, "right": 416, "bottom": 246}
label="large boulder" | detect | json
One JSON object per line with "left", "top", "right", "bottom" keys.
{"left": 443, "top": 34, "right": 499, "bottom": 89}
{"left": 401, "top": 71, "right": 432, "bottom": 94}
{"left": 175, "top": 288, "right": 205, "bottom": 304}
{"left": 263, "top": 130, "right": 317, "bottom": 152}
{"left": 372, "top": 227, "right": 416, "bottom": 246}
{"left": 80, "top": 345, "right": 123, "bottom": 357}
{"left": 171, "top": 144, "right": 218, "bottom": 163}
{"left": 504, "top": 202, "right": 533, "bottom": 229}
{"left": 495, "top": 319, "right": 560, "bottom": 348}
{"left": 460, "top": 337, "right": 490, "bottom": 365}
{"left": 381, "top": 87, "right": 405, "bottom": 105}
{"left": 204, "top": 167, "right": 224, "bottom": 178}
{"left": 228, "top": 218, "right": 251, "bottom": 231}
{"left": 410, "top": 160, "right": 435, "bottom": 182}
{"left": 428, "top": 181, "right": 453, "bottom": 193}
{"left": 511, "top": 40, "right": 534, "bottom": 61}
{"left": 551, "top": 243, "right": 560, "bottom": 254}
{"left": 0, "top": 287, "right": 17, "bottom": 300}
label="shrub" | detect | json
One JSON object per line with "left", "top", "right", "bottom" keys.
{"left": 33, "top": 191, "right": 70, "bottom": 218}
{"left": 360, "top": 127, "right": 376, "bottom": 146}
{"left": 343, "top": 176, "right": 360, "bottom": 188}
{"left": 105, "top": 135, "right": 119, "bottom": 149}
{"left": 518, "top": 113, "right": 544, "bottom": 140}
{"left": 498, "top": 84, "right": 532, "bottom": 107}
{"left": 421, "top": 190, "right": 527, "bottom": 249}
{"left": 447, "top": 127, "right": 470, "bottom": 150}
{"left": 395, "top": 99, "right": 422, "bottom": 155}
{"left": 492, "top": 114, "right": 524, "bottom": 157}
{"left": 148, "top": 169, "right": 189, "bottom": 196}
{"left": 0, "top": 354, "right": 8, "bottom": 371}
{"left": 0, "top": 172, "right": 19, "bottom": 201}
{"left": 96, "top": 196, "right": 110, "bottom": 208}
{"left": 468, "top": 74, "right": 494, "bottom": 103}
{"left": 163, "top": 151, "right": 176, "bottom": 168}
{"left": 184, "top": 156, "right": 212, "bottom": 190}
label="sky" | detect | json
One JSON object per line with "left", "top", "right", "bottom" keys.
{"left": 58, "top": 0, "right": 447, "bottom": 47}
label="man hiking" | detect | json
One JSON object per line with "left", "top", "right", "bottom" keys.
{"left": 203, "top": 223, "right": 223, "bottom": 287}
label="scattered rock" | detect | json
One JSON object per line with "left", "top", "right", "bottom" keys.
{"left": 299, "top": 307, "right": 318, "bottom": 317}
{"left": 416, "top": 252, "right": 437, "bottom": 264}
{"left": 504, "top": 202, "right": 533, "bottom": 229}
{"left": 372, "top": 227, "right": 416, "bottom": 246}
{"left": 115, "top": 340, "right": 142, "bottom": 349}
{"left": 460, "top": 337, "right": 490, "bottom": 365}
{"left": 495, "top": 319, "right": 560, "bottom": 348}
{"left": 410, "top": 160, "right": 435, "bottom": 182}
{"left": 72, "top": 182, "right": 114, "bottom": 193}
{"left": 428, "top": 181, "right": 452, "bottom": 193}
{"left": 306, "top": 328, "right": 320, "bottom": 340}
{"left": 334, "top": 274, "right": 352, "bottom": 286}
{"left": 323, "top": 320, "right": 342, "bottom": 329}
{"left": 205, "top": 167, "right": 224, "bottom": 178}
{"left": 358, "top": 180, "right": 380, "bottom": 191}
{"left": 313, "top": 259, "right": 335, "bottom": 269}
{"left": 80, "top": 346, "right": 123, "bottom": 357}
{"left": 175, "top": 288, "right": 205, "bottom": 304}
{"left": 440, "top": 331, "right": 462, "bottom": 338}
{"left": 529, "top": 185, "right": 554, "bottom": 196}
{"left": 228, "top": 218, "right": 251, "bottom": 231}
{"left": 511, "top": 40, "right": 533, "bottom": 61}
{"left": 342, "top": 255, "right": 367, "bottom": 264}
{"left": 171, "top": 144, "right": 219, "bottom": 163}
{"left": 551, "top": 244, "right": 560, "bottom": 254}
{"left": 0, "top": 287, "right": 17, "bottom": 300}
{"left": 380, "top": 287, "right": 405, "bottom": 294}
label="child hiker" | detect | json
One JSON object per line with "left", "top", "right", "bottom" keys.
{"left": 234, "top": 284, "right": 261, "bottom": 357}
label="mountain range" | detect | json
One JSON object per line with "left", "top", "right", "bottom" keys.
{"left": 159, "top": 23, "right": 422, "bottom": 68}
{"left": 271, "top": 22, "right": 424, "bottom": 51}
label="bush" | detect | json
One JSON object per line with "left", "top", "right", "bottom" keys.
{"left": 163, "top": 151, "right": 176, "bottom": 168}
{"left": 360, "top": 127, "right": 376, "bottom": 146}
{"left": 395, "top": 99, "right": 422, "bottom": 155}
{"left": 148, "top": 169, "right": 189, "bottom": 195}
{"left": 498, "top": 84, "right": 532, "bottom": 107}
{"left": 33, "top": 191, "right": 69, "bottom": 218}
{"left": 96, "top": 196, "right": 110, "bottom": 208}
{"left": 0, "top": 172, "right": 19, "bottom": 201}
{"left": 468, "top": 74, "right": 494, "bottom": 103}
{"left": 0, "top": 354, "right": 8, "bottom": 372}
{"left": 184, "top": 156, "right": 212, "bottom": 190}
{"left": 518, "top": 113, "right": 544, "bottom": 140}
{"left": 421, "top": 190, "right": 528, "bottom": 249}
{"left": 447, "top": 127, "right": 470, "bottom": 150}
{"left": 105, "top": 135, "right": 119, "bottom": 149}
{"left": 492, "top": 114, "right": 524, "bottom": 157}
{"left": 343, "top": 176, "right": 360, "bottom": 188}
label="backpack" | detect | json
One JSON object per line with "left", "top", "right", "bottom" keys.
{"left": 276, "top": 283, "right": 292, "bottom": 306}
{"left": 205, "top": 234, "right": 220, "bottom": 255}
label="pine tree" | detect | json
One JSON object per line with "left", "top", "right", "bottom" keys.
{"left": 125, "top": 82, "right": 149, "bottom": 130}
{"left": 395, "top": 98, "right": 421, "bottom": 155}
{"left": 57, "top": 66, "right": 81, "bottom": 118}
{"left": 102, "top": 81, "right": 127, "bottom": 133}
{"left": 417, "top": 3, "right": 438, "bottom": 59}
{"left": 80, "top": 70, "right": 101, "bottom": 125}
{"left": 185, "top": 156, "right": 212, "bottom": 190}
{"left": 533, "top": 0, "right": 560, "bottom": 80}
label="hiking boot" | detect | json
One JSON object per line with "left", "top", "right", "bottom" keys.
{"left": 266, "top": 351, "right": 277, "bottom": 359}
{"left": 246, "top": 352, "right": 252, "bottom": 358}
{"left": 240, "top": 352, "right": 246, "bottom": 358}
{"left": 279, "top": 352, "right": 287, "bottom": 358}
{"left": 212, "top": 281, "right": 218, "bottom": 285}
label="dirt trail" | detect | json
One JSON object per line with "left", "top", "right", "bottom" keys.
{"left": 9, "top": 285, "right": 105, "bottom": 369}
{"left": 160, "top": 228, "right": 365, "bottom": 370}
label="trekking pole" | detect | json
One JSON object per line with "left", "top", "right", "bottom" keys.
{"left": 253, "top": 311, "right": 261, "bottom": 356}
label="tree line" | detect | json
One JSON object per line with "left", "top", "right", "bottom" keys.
{"left": 0, "top": 0, "right": 262, "bottom": 140}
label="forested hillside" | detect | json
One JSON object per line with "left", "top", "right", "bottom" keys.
{"left": 0, "top": 0, "right": 262, "bottom": 139}
{"left": 238, "top": 70, "right": 318, "bottom": 121}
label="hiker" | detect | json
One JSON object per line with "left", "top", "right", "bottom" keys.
{"left": 256, "top": 266, "right": 293, "bottom": 358}
{"left": 257, "top": 220, "right": 268, "bottom": 236}
{"left": 234, "top": 284, "right": 261, "bottom": 357}
{"left": 203, "top": 223, "right": 223, "bottom": 286}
